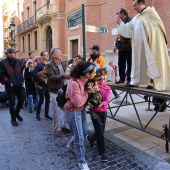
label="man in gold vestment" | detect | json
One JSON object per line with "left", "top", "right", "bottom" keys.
{"left": 116, "top": 0, "right": 170, "bottom": 91}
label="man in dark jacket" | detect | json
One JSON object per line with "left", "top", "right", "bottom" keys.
{"left": 114, "top": 8, "right": 132, "bottom": 85}
{"left": 31, "top": 51, "right": 52, "bottom": 121}
{"left": 44, "top": 48, "right": 70, "bottom": 137}
{"left": 0, "top": 48, "right": 25, "bottom": 126}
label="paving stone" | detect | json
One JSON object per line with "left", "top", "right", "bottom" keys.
{"left": 0, "top": 105, "right": 166, "bottom": 170}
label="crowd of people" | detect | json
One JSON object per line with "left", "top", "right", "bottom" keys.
{"left": 0, "top": 0, "right": 170, "bottom": 169}
{"left": 0, "top": 45, "right": 112, "bottom": 170}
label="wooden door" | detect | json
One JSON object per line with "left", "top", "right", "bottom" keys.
{"left": 72, "top": 39, "right": 78, "bottom": 58}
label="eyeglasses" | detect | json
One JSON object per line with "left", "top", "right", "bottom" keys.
{"left": 43, "top": 54, "right": 49, "bottom": 56}
{"left": 29, "top": 62, "right": 34, "bottom": 64}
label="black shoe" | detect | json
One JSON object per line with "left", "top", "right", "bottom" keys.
{"left": 29, "top": 108, "right": 32, "bottom": 113}
{"left": 144, "top": 95, "right": 149, "bottom": 102}
{"left": 98, "top": 154, "right": 108, "bottom": 162}
{"left": 125, "top": 84, "right": 138, "bottom": 87}
{"left": 36, "top": 115, "right": 41, "bottom": 121}
{"left": 62, "top": 127, "right": 71, "bottom": 133}
{"left": 126, "top": 81, "right": 130, "bottom": 85}
{"left": 116, "top": 80, "right": 125, "bottom": 84}
{"left": 45, "top": 115, "right": 53, "bottom": 121}
{"left": 16, "top": 115, "right": 23, "bottom": 121}
{"left": 34, "top": 107, "right": 37, "bottom": 110}
{"left": 86, "top": 135, "right": 94, "bottom": 148}
{"left": 146, "top": 85, "right": 154, "bottom": 89}
{"left": 11, "top": 120, "right": 18, "bottom": 126}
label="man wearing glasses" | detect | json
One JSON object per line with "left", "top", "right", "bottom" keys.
{"left": 114, "top": 8, "right": 132, "bottom": 85}
{"left": 0, "top": 47, "right": 25, "bottom": 126}
{"left": 31, "top": 51, "right": 53, "bottom": 121}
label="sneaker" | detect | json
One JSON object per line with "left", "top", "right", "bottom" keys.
{"left": 78, "top": 163, "right": 90, "bottom": 170}
{"left": 98, "top": 154, "right": 108, "bottom": 162}
{"left": 11, "top": 120, "right": 18, "bottom": 126}
{"left": 62, "top": 126, "right": 71, "bottom": 133}
{"left": 45, "top": 115, "right": 53, "bottom": 121}
{"left": 16, "top": 114, "right": 23, "bottom": 121}
{"left": 86, "top": 135, "right": 94, "bottom": 148}
{"left": 67, "top": 143, "right": 76, "bottom": 153}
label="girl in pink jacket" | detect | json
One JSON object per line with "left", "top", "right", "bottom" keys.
{"left": 86, "top": 68, "right": 111, "bottom": 162}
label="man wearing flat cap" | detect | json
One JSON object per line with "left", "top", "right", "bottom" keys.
{"left": 88, "top": 45, "right": 106, "bottom": 68}
{"left": 0, "top": 47, "right": 25, "bottom": 126}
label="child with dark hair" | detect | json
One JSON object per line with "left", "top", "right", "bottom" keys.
{"left": 86, "top": 68, "right": 111, "bottom": 162}
{"left": 64, "top": 61, "right": 97, "bottom": 170}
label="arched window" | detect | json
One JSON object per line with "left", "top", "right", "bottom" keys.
{"left": 46, "top": 26, "right": 52, "bottom": 56}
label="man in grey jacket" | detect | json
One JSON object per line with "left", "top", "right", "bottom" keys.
{"left": 44, "top": 48, "right": 70, "bottom": 137}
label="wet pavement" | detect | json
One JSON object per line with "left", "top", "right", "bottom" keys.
{"left": 0, "top": 103, "right": 167, "bottom": 170}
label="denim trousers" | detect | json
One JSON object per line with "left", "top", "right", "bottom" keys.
{"left": 65, "top": 109, "right": 87, "bottom": 165}
{"left": 28, "top": 94, "right": 38, "bottom": 109}
{"left": 50, "top": 92, "right": 69, "bottom": 132}
{"left": 6, "top": 86, "right": 25, "bottom": 120}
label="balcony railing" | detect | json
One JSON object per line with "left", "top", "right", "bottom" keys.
{"left": 17, "top": 16, "right": 35, "bottom": 34}
{"left": 36, "top": 3, "right": 50, "bottom": 20}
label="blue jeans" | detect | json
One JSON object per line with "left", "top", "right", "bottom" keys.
{"left": 28, "top": 94, "right": 38, "bottom": 109}
{"left": 65, "top": 109, "right": 87, "bottom": 165}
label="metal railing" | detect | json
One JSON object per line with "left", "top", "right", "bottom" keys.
{"left": 17, "top": 16, "right": 35, "bottom": 34}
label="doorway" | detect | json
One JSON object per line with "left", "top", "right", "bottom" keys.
{"left": 72, "top": 39, "right": 78, "bottom": 58}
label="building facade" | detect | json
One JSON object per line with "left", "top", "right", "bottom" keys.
{"left": 9, "top": 0, "right": 170, "bottom": 63}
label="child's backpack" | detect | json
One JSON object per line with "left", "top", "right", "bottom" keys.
{"left": 56, "top": 80, "right": 80, "bottom": 108}
{"left": 56, "top": 84, "right": 68, "bottom": 108}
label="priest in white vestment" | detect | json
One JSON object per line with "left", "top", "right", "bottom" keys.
{"left": 116, "top": 0, "right": 170, "bottom": 91}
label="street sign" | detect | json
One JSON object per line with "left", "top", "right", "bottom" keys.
{"left": 67, "top": 10, "right": 82, "bottom": 28}
{"left": 86, "top": 25, "right": 108, "bottom": 34}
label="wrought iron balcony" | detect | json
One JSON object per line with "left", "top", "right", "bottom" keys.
{"left": 17, "top": 16, "right": 36, "bottom": 34}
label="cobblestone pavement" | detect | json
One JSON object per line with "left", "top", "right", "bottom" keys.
{"left": 0, "top": 104, "right": 164, "bottom": 170}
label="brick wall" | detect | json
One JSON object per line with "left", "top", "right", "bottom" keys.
{"left": 17, "top": 0, "right": 170, "bottom": 59}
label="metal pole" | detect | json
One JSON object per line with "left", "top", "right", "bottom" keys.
{"left": 82, "top": 4, "right": 86, "bottom": 61}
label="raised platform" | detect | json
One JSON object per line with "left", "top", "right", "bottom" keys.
{"left": 107, "top": 82, "right": 170, "bottom": 152}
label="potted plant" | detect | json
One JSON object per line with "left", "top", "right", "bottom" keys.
{"left": 9, "top": 41, "right": 17, "bottom": 47}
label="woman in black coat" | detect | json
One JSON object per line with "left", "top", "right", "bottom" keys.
{"left": 24, "top": 59, "right": 37, "bottom": 113}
